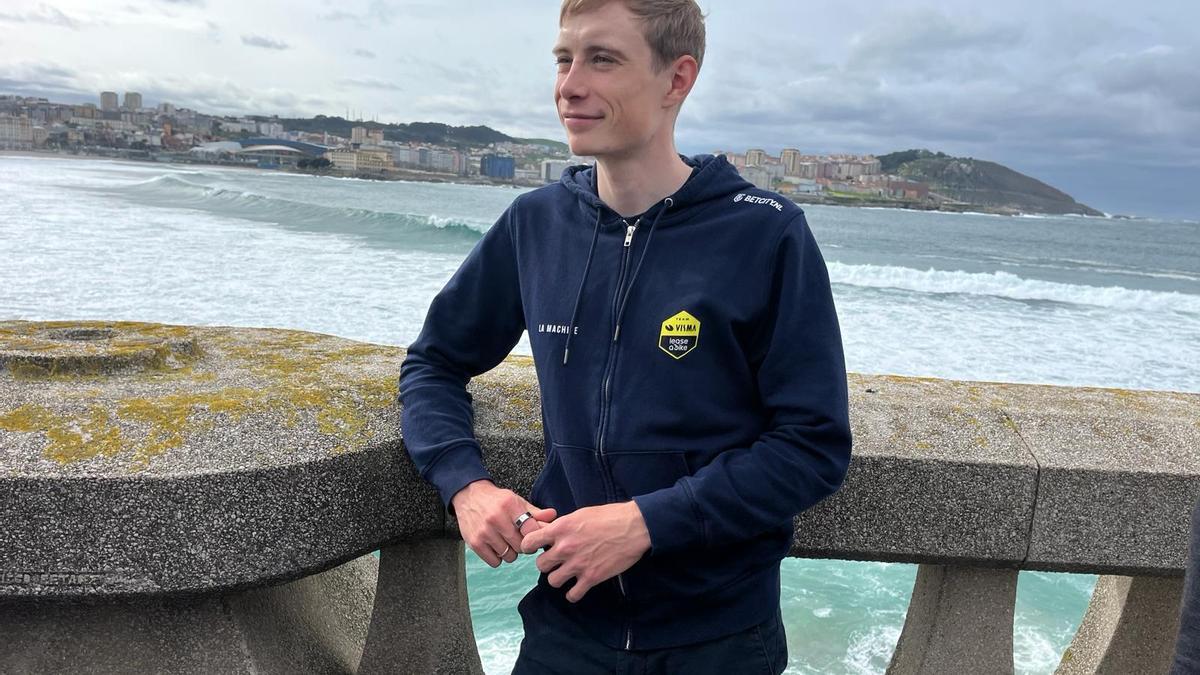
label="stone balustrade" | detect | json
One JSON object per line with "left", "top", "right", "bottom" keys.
{"left": 1, "top": 321, "right": 1197, "bottom": 674}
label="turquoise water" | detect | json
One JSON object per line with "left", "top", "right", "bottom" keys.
{"left": 4, "top": 155, "right": 1197, "bottom": 673}
{"left": 463, "top": 552, "right": 1094, "bottom": 673}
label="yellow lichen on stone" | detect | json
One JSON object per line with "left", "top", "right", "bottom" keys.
{"left": 2, "top": 323, "right": 407, "bottom": 466}
{"left": 0, "top": 404, "right": 56, "bottom": 432}
{"left": 116, "top": 389, "right": 259, "bottom": 463}
{"left": 11, "top": 362, "right": 52, "bottom": 380}
{"left": 0, "top": 403, "right": 126, "bottom": 463}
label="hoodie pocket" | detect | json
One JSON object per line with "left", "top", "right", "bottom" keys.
{"left": 546, "top": 442, "right": 609, "bottom": 509}
{"left": 605, "top": 450, "right": 691, "bottom": 501}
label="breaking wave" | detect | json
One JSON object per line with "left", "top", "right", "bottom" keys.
{"left": 104, "top": 173, "right": 489, "bottom": 250}
{"left": 826, "top": 261, "right": 1200, "bottom": 314}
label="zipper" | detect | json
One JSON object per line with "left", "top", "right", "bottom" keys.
{"left": 594, "top": 217, "right": 640, "bottom": 650}
{"left": 595, "top": 216, "right": 639, "bottom": 470}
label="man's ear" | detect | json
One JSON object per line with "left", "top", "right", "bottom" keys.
{"left": 663, "top": 54, "right": 699, "bottom": 109}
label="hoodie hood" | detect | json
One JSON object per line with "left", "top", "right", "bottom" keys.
{"left": 559, "top": 153, "right": 754, "bottom": 229}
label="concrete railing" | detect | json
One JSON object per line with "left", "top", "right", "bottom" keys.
{"left": 1, "top": 321, "right": 1198, "bottom": 674}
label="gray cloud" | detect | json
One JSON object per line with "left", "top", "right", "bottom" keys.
{"left": 0, "top": 4, "right": 82, "bottom": 29}
{"left": 319, "top": 1, "right": 416, "bottom": 27}
{"left": 336, "top": 76, "right": 403, "bottom": 92}
{"left": 0, "top": 62, "right": 88, "bottom": 100}
{"left": 4, "top": 0, "right": 1198, "bottom": 217}
{"left": 240, "top": 34, "right": 289, "bottom": 50}
{"left": 352, "top": 48, "right": 376, "bottom": 59}
{"left": 683, "top": 5, "right": 1200, "bottom": 171}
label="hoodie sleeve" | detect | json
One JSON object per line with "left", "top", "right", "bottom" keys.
{"left": 632, "top": 211, "right": 852, "bottom": 554}
{"left": 398, "top": 202, "right": 526, "bottom": 513}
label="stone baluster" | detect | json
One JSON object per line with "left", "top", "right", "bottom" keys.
{"left": 1056, "top": 575, "right": 1183, "bottom": 674}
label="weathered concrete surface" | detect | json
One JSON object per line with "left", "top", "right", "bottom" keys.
{"left": 886, "top": 564, "right": 1017, "bottom": 675}
{"left": 5, "top": 322, "right": 1200, "bottom": 596}
{"left": 358, "top": 540, "right": 483, "bottom": 675}
{"left": 792, "top": 374, "right": 1200, "bottom": 574}
{"left": 1056, "top": 575, "right": 1183, "bottom": 674}
{"left": 996, "top": 385, "right": 1200, "bottom": 575}
{"left": 0, "top": 320, "right": 442, "bottom": 597}
{"left": 793, "top": 374, "right": 1038, "bottom": 566}
{"left": 0, "top": 553, "right": 376, "bottom": 674}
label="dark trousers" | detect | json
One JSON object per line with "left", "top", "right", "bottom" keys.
{"left": 511, "top": 588, "right": 788, "bottom": 675}
{"left": 1172, "top": 497, "right": 1200, "bottom": 674}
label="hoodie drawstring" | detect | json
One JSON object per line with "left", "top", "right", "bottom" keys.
{"left": 561, "top": 195, "right": 675, "bottom": 365}
{"left": 562, "top": 205, "right": 603, "bottom": 365}
{"left": 612, "top": 197, "right": 672, "bottom": 342}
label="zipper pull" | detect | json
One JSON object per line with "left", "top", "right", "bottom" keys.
{"left": 623, "top": 217, "right": 640, "bottom": 247}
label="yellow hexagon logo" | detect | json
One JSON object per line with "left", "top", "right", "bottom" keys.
{"left": 658, "top": 310, "right": 700, "bottom": 360}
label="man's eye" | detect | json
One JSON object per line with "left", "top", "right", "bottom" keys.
{"left": 593, "top": 55, "right": 613, "bottom": 63}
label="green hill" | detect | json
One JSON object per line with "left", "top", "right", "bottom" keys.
{"left": 277, "top": 116, "right": 548, "bottom": 149}
{"left": 878, "top": 149, "right": 1102, "bottom": 216}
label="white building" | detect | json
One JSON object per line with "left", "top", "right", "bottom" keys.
{"left": 0, "top": 115, "right": 34, "bottom": 149}
{"left": 257, "top": 121, "right": 285, "bottom": 138}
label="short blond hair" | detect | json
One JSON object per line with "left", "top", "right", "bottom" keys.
{"left": 559, "top": 0, "right": 706, "bottom": 73}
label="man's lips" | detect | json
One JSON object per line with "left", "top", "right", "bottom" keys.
{"left": 563, "top": 114, "right": 603, "bottom": 130}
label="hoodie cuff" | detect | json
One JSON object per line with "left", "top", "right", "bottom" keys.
{"left": 424, "top": 442, "right": 494, "bottom": 515}
{"left": 632, "top": 481, "right": 706, "bottom": 555}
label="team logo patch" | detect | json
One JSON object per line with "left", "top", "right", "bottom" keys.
{"left": 659, "top": 310, "right": 700, "bottom": 360}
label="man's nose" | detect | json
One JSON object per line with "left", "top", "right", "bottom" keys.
{"left": 557, "top": 61, "right": 588, "bottom": 100}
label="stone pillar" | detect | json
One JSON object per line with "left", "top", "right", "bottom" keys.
{"left": 887, "top": 564, "right": 1018, "bottom": 674}
{"left": 1056, "top": 574, "right": 1183, "bottom": 674}
{"left": 358, "top": 540, "right": 483, "bottom": 675}
{"left": 0, "top": 554, "right": 377, "bottom": 674}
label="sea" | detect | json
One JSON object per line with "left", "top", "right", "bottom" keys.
{"left": 2, "top": 154, "right": 1198, "bottom": 674}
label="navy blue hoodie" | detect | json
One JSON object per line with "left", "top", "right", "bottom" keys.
{"left": 399, "top": 153, "right": 851, "bottom": 650}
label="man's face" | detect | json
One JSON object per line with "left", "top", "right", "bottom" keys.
{"left": 553, "top": 2, "right": 674, "bottom": 160}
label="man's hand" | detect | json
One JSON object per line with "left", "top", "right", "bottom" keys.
{"left": 519, "top": 500, "right": 651, "bottom": 603}
{"left": 450, "top": 479, "right": 556, "bottom": 567}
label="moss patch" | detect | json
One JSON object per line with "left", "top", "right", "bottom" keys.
{"left": 1, "top": 322, "right": 405, "bottom": 468}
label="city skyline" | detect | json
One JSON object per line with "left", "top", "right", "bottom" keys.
{"left": 2, "top": 0, "right": 1198, "bottom": 219}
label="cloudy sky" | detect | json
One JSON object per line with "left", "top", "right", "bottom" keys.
{"left": 2, "top": 0, "right": 1198, "bottom": 219}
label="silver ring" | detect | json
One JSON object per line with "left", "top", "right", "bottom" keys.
{"left": 499, "top": 544, "right": 511, "bottom": 557}
{"left": 513, "top": 511, "right": 533, "bottom": 530}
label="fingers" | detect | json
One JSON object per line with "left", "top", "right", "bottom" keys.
{"left": 495, "top": 540, "right": 518, "bottom": 565}
{"left": 535, "top": 549, "right": 563, "bottom": 574}
{"left": 467, "top": 537, "right": 502, "bottom": 568}
{"left": 529, "top": 506, "right": 557, "bottom": 523}
{"left": 566, "top": 573, "right": 598, "bottom": 603}
{"left": 546, "top": 559, "right": 573, "bottom": 588}
{"left": 521, "top": 525, "right": 552, "bottom": 554}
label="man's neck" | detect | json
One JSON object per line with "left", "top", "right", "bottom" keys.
{"left": 594, "top": 147, "right": 694, "bottom": 218}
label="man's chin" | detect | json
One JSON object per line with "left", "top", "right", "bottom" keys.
{"left": 567, "top": 142, "right": 595, "bottom": 158}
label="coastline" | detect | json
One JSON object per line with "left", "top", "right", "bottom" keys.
{"left": 1, "top": 148, "right": 1111, "bottom": 217}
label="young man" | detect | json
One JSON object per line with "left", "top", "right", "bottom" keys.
{"left": 398, "top": 1, "right": 852, "bottom": 672}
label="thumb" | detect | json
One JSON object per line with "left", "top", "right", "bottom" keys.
{"left": 530, "top": 506, "right": 557, "bottom": 522}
